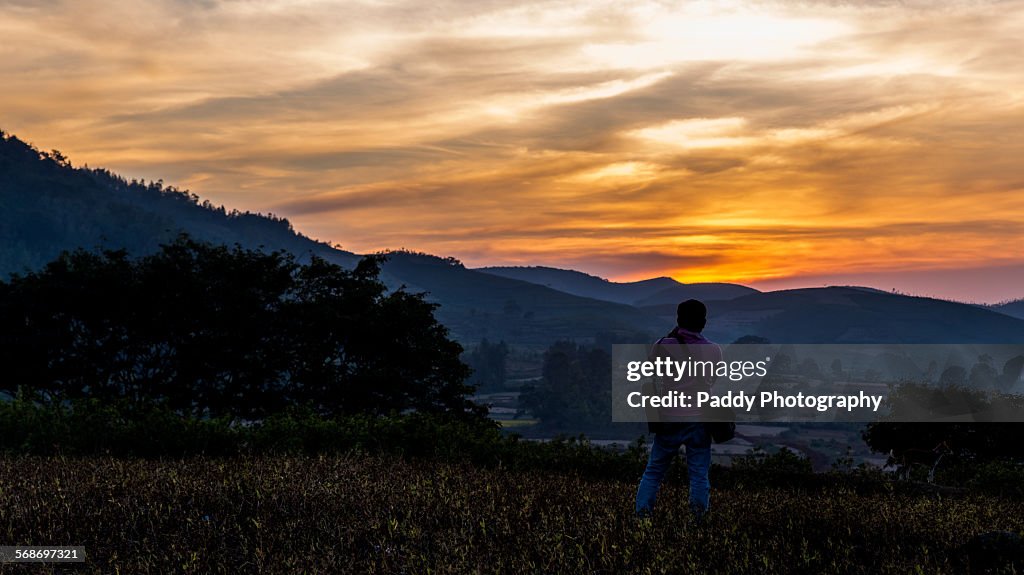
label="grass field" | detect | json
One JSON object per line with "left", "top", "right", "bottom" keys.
{"left": 1, "top": 454, "right": 1022, "bottom": 574}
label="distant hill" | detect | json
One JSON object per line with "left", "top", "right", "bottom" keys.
{"left": 992, "top": 299, "right": 1024, "bottom": 320}
{"left": 633, "top": 282, "right": 760, "bottom": 306}
{"left": 478, "top": 266, "right": 757, "bottom": 306}
{"left": 0, "top": 130, "right": 360, "bottom": 274}
{"left": 640, "top": 286, "right": 1024, "bottom": 344}
{"left": 385, "top": 256, "right": 662, "bottom": 344}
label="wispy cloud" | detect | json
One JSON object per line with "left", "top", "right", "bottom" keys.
{"left": 2, "top": 0, "right": 1023, "bottom": 301}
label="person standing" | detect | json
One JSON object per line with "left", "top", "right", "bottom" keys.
{"left": 635, "top": 299, "right": 722, "bottom": 524}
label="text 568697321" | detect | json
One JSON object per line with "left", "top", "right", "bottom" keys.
{"left": 0, "top": 546, "right": 86, "bottom": 562}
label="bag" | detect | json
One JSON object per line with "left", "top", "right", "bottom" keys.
{"left": 645, "top": 333, "right": 685, "bottom": 435}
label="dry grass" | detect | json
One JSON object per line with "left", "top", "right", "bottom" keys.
{"left": 1, "top": 454, "right": 1022, "bottom": 574}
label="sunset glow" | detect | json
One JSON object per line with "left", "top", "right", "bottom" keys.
{"left": 3, "top": 0, "right": 1023, "bottom": 301}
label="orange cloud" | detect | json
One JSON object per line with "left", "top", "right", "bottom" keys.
{"left": 2, "top": 0, "right": 1023, "bottom": 301}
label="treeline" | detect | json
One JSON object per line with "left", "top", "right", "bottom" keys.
{"left": 0, "top": 236, "right": 480, "bottom": 420}
{"left": 863, "top": 383, "right": 1024, "bottom": 459}
{"left": 0, "top": 398, "right": 645, "bottom": 476}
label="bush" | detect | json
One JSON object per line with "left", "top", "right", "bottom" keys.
{"left": 0, "top": 398, "right": 646, "bottom": 478}
{"left": 0, "top": 395, "right": 239, "bottom": 457}
{"left": 732, "top": 447, "right": 813, "bottom": 475}
{"left": 966, "top": 460, "right": 1024, "bottom": 498}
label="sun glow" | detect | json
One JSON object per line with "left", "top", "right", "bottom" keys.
{"left": 2, "top": 0, "right": 1022, "bottom": 301}
{"left": 582, "top": 4, "right": 850, "bottom": 69}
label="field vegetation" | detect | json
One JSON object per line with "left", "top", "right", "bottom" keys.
{"left": 2, "top": 451, "right": 1023, "bottom": 574}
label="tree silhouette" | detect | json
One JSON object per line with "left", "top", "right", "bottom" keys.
{"left": 0, "top": 236, "right": 483, "bottom": 421}
{"left": 862, "top": 383, "right": 1024, "bottom": 459}
{"left": 519, "top": 341, "right": 610, "bottom": 429}
{"left": 465, "top": 339, "right": 509, "bottom": 391}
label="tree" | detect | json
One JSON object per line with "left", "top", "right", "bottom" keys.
{"left": 799, "top": 358, "right": 822, "bottom": 379}
{"left": 830, "top": 358, "right": 845, "bottom": 380}
{"left": 969, "top": 355, "right": 998, "bottom": 388}
{"left": 465, "top": 339, "right": 509, "bottom": 391}
{"left": 0, "top": 235, "right": 483, "bottom": 421}
{"left": 939, "top": 365, "right": 967, "bottom": 388}
{"left": 519, "top": 341, "right": 611, "bottom": 430}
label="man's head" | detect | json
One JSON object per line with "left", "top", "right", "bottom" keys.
{"left": 677, "top": 299, "right": 707, "bottom": 332}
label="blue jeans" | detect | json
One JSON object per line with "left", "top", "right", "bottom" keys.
{"left": 635, "top": 423, "right": 712, "bottom": 517}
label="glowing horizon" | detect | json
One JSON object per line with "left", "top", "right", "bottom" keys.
{"left": 3, "top": 0, "right": 1023, "bottom": 302}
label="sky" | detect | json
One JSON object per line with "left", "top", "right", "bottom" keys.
{"left": 2, "top": 0, "right": 1023, "bottom": 302}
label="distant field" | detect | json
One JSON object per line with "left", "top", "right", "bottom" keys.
{"left": 495, "top": 418, "right": 538, "bottom": 428}
{"left": 1, "top": 454, "right": 1022, "bottom": 573}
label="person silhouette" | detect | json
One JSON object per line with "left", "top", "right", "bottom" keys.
{"left": 634, "top": 299, "right": 722, "bottom": 524}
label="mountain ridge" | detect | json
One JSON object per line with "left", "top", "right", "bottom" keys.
{"left": 992, "top": 299, "right": 1024, "bottom": 321}
{"left": 478, "top": 265, "right": 757, "bottom": 306}
{"left": 647, "top": 286, "right": 1024, "bottom": 344}
{"left": 3, "top": 129, "right": 1023, "bottom": 346}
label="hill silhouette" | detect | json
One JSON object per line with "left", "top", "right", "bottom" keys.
{"left": 477, "top": 266, "right": 756, "bottom": 306}
{"left": 0, "top": 130, "right": 360, "bottom": 274}
{"left": 642, "top": 286, "right": 1024, "bottom": 344}
{"left": 4, "top": 130, "right": 1024, "bottom": 346}
{"left": 993, "top": 299, "right": 1024, "bottom": 320}
{"left": 384, "top": 255, "right": 662, "bottom": 344}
